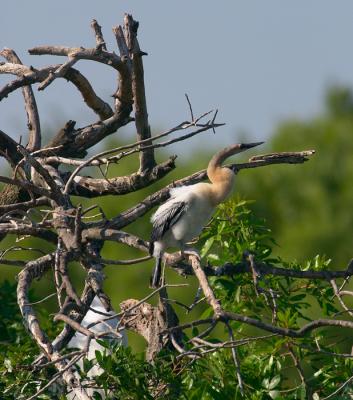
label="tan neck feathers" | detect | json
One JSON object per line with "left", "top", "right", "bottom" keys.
{"left": 207, "top": 144, "right": 242, "bottom": 182}
{"left": 206, "top": 145, "right": 242, "bottom": 204}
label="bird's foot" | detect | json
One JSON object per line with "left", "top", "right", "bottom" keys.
{"left": 182, "top": 249, "right": 201, "bottom": 261}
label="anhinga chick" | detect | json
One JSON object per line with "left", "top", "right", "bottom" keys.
{"left": 149, "top": 142, "right": 263, "bottom": 288}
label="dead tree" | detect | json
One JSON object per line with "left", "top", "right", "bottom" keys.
{"left": 2, "top": 13, "right": 353, "bottom": 399}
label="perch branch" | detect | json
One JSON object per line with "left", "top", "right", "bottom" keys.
{"left": 188, "top": 254, "right": 223, "bottom": 316}
{"left": 107, "top": 148, "right": 315, "bottom": 229}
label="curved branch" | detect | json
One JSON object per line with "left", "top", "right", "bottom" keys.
{"left": 0, "top": 48, "right": 41, "bottom": 151}
{"left": 64, "top": 68, "right": 113, "bottom": 120}
{"left": 28, "top": 44, "right": 133, "bottom": 114}
{"left": 68, "top": 157, "right": 176, "bottom": 197}
{"left": 17, "top": 254, "right": 90, "bottom": 399}
{"left": 168, "top": 312, "right": 353, "bottom": 339}
{"left": 0, "top": 63, "right": 113, "bottom": 120}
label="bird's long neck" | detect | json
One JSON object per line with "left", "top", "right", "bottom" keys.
{"left": 206, "top": 145, "right": 241, "bottom": 205}
{"left": 207, "top": 171, "right": 235, "bottom": 205}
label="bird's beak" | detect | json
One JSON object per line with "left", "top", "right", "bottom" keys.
{"left": 229, "top": 165, "right": 238, "bottom": 173}
{"left": 239, "top": 142, "right": 264, "bottom": 151}
{"left": 225, "top": 142, "right": 264, "bottom": 173}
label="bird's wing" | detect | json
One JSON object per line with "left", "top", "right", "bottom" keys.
{"left": 150, "top": 200, "right": 187, "bottom": 243}
{"left": 169, "top": 185, "right": 196, "bottom": 199}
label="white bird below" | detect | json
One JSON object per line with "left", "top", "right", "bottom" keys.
{"left": 66, "top": 295, "right": 127, "bottom": 399}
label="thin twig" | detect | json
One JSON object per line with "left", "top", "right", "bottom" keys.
{"left": 63, "top": 110, "right": 220, "bottom": 194}
{"left": 97, "top": 255, "right": 152, "bottom": 265}
{"left": 24, "top": 354, "right": 84, "bottom": 400}
{"left": 330, "top": 279, "right": 353, "bottom": 318}
{"left": 24, "top": 292, "right": 57, "bottom": 306}
{"left": 87, "top": 283, "right": 188, "bottom": 330}
{"left": 185, "top": 93, "right": 194, "bottom": 122}
{"left": 321, "top": 375, "right": 353, "bottom": 399}
{"left": 225, "top": 322, "right": 244, "bottom": 396}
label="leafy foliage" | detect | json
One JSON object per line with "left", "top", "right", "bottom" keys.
{"left": 0, "top": 281, "right": 61, "bottom": 399}
{"left": 1, "top": 199, "right": 353, "bottom": 399}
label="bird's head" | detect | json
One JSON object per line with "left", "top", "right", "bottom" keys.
{"left": 207, "top": 142, "right": 264, "bottom": 180}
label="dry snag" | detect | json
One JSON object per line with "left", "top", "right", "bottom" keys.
{"left": 1, "top": 12, "right": 351, "bottom": 399}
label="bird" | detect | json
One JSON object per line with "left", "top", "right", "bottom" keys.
{"left": 149, "top": 142, "right": 263, "bottom": 288}
{"left": 66, "top": 296, "right": 127, "bottom": 399}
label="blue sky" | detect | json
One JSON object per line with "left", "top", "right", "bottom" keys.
{"left": 2, "top": 1, "right": 353, "bottom": 157}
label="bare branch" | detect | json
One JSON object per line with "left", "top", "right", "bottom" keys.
{"left": 113, "top": 25, "right": 129, "bottom": 58}
{"left": 0, "top": 129, "right": 24, "bottom": 165}
{"left": 185, "top": 93, "right": 194, "bottom": 122}
{"left": 29, "top": 43, "right": 133, "bottom": 115}
{"left": 287, "top": 343, "right": 311, "bottom": 396}
{"left": 168, "top": 312, "right": 353, "bottom": 338}
{"left": 209, "top": 258, "right": 353, "bottom": 280}
{"left": 0, "top": 63, "right": 113, "bottom": 120}
{"left": 17, "top": 254, "right": 90, "bottom": 399}
{"left": 0, "top": 48, "right": 41, "bottom": 151}
{"left": 91, "top": 19, "right": 107, "bottom": 51}
{"left": 62, "top": 110, "right": 219, "bottom": 194}
{"left": 321, "top": 375, "right": 353, "bottom": 400}
{"left": 124, "top": 13, "right": 156, "bottom": 172}
{"left": 96, "top": 255, "right": 152, "bottom": 266}
{"left": 54, "top": 313, "right": 95, "bottom": 339}
{"left": 0, "top": 196, "right": 49, "bottom": 214}
{"left": 68, "top": 157, "right": 176, "bottom": 197}
{"left": 28, "top": 45, "right": 123, "bottom": 77}
{"left": 64, "top": 68, "right": 113, "bottom": 120}
{"left": 83, "top": 228, "right": 148, "bottom": 253}
{"left": 188, "top": 254, "right": 223, "bottom": 316}
{"left": 16, "top": 145, "right": 65, "bottom": 203}
{"left": 0, "top": 174, "right": 54, "bottom": 199}
{"left": 330, "top": 279, "right": 353, "bottom": 318}
{"left": 225, "top": 322, "right": 244, "bottom": 395}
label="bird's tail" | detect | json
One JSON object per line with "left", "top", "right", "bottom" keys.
{"left": 150, "top": 252, "right": 162, "bottom": 289}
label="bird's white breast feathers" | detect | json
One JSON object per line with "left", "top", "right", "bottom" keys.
{"left": 151, "top": 183, "right": 215, "bottom": 247}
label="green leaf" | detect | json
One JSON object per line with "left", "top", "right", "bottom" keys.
{"left": 4, "top": 359, "right": 12, "bottom": 373}
{"left": 290, "top": 294, "right": 307, "bottom": 301}
{"left": 201, "top": 237, "right": 215, "bottom": 258}
{"left": 268, "top": 375, "right": 281, "bottom": 390}
{"left": 262, "top": 377, "right": 270, "bottom": 389}
{"left": 269, "top": 390, "right": 280, "bottom": 399}
{"left": 95, "top": 350, "right": 103, "bottom": 367}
